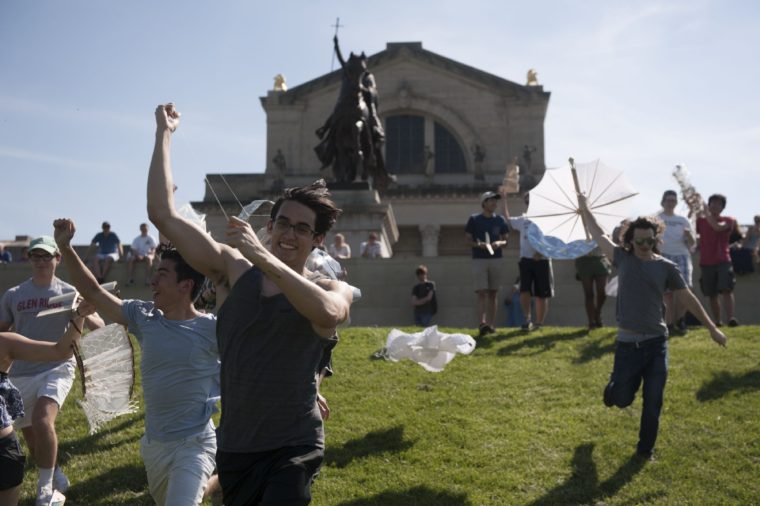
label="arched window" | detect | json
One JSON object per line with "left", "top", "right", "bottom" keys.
{"left": 384, "top": 114, "right": 467, "bottom": 174}
{"left": 434, "top": 122, "right": 466, "bottom": 173}
{"left": 385, "top": 115, "right": 424, "bottom": 174}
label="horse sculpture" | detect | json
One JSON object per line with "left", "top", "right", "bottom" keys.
{"left": 315, "top": 36, "right": 395, "bottom": 190}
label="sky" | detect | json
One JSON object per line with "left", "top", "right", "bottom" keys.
{"left": 1, "top": 0, "right": 759, "bottom": 244}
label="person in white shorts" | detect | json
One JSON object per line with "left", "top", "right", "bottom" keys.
{"left": 657, "top": 190, "right": 696, "bottom": 334}
{"left": 54, "top": 219, "right": 220, "bottom": 506}
{"left": 0, "top": 235, "right": 103, "bottom": 505}
{"left": 127, "top": 223, "right": 158, "bottom": 286}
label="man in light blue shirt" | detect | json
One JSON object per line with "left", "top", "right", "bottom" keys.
{"left": 54, "top": 219, "right": 219, "bottom": 506}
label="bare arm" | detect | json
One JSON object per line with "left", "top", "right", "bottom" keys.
{"left": 54, "top": 219, "right": 127, "bottom": 325}
{"left": 2, "top": 315, "right": 84, "bottom": 363}
{"left": 226, "top": 217, "right": 352, "bottom": 337}
{"left": 577, "top": 194, "right": 616, "bottom": 259}
{"left": 703, "top": 213, "right": 732, "bottom": 232}
{"left": 674, "top": 288, "right": 727, "bottom": 347}
{"left": 147, "top": 104, "right": 249, "bottom": 290}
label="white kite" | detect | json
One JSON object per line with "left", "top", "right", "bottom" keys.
{"left": 74, "top": 324, "right": 137, "bottom": 434}
{"left": 384, "top": 326, "right": 476, "bottom": 372}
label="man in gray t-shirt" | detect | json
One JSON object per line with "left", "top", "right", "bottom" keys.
{"left": 54, "top": 220, "right": 218, "bottom": 506}
{"left": 0, "top": 235, "right": 104, "bottom": 502}
{"left": 579, "top": 195, "right": 726, "bottom": 460}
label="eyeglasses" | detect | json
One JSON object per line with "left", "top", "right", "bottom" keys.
{"left": 633, "top": 238, "right": 656, "bottom": 246}
{"left": 29, "top": 253, "right": 55, "bottom": 262}
{"left": 272, "top": 217, "right": 316, "bottom": 238}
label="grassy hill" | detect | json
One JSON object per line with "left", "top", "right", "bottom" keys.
{"left": 17, "top": 326, "right": 760, "bottom": 505}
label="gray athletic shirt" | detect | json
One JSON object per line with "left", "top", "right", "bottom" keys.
{"left": 216, "top": 267, "right": 337, "bottom": 453}
{"left": 123, "top": 300, "right": 220, "bottom": 442}
{"left": 1, "top": 278, "right": 76, "bottom": 377}
{"left": 613, "top": 247, "right": 686, "bottom": 341}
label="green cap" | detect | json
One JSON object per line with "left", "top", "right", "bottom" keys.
{"left": 29, "top": 236, "right": 59, "bottom": 255}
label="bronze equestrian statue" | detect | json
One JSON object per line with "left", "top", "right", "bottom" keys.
{"left": 315, "top": 36, "right": 395, "bottom": 190}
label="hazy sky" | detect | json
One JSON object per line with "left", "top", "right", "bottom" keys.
{"left": 1, "top": 0, "right": 758, "bottom": 243}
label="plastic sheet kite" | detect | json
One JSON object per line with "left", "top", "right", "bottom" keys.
{"left": 383, "top": 326, "right": 476, "bottom": 372}
{"left": 74, "top": 324, "right": 137, "bottom": 434}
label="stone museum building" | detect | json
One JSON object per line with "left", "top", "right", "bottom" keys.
{"left": 194, "top": 41, "right": 550, "bottom": 259}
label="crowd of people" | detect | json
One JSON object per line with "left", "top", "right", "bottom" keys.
{"left": 0, "top": 102, "right": 755, "bottom": 504}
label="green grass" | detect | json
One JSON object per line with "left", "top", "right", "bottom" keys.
{"left": 18, "top": 326, "right": 760, "bottom": 505}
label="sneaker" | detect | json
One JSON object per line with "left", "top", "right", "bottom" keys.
{"left": 728, "top": 318, "right": 739, "bottom": 327}
{"left": 478, "top": 324, "right": 489, "bottom": 337}
{"left": 485, "top": 325, "right": 496, "bottom": 335}
{"left": 635, "top": 449, "right": 656, "bottom": 462}
{"left": 53, "top": 466, "right": 69, "bottom": 493}
{"left": 603, "top": 381, "right": 615, "bottom": 407}
{"left": 533, "top": 323, "right": 543, "bottom": 330}
{"left": 520, "top": 321, "right": 534, "bottom": 331}
{"left": 36, "top": 485, "right": 53, "bottom": 506}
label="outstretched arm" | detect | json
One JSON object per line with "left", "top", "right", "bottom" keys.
{"left": 147, "top": 104, "right": 249, "bottom": 290}
{"left": 2, "top": 313, "right": 86, "bottom": 363}
{"left": 54, "top": 219, "right": 126, "bottom": 325}
{"left": 674, "top": 288, "right": 727, "bottom": 347}
{"left": 225, "top": 217, "right": 353, "bottom": 337}
{"left": 577, "top": 194, "right": 616, "bottom": 258}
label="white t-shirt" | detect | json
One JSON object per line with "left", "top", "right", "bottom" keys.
{"left": 508, "top": 216, "right": 539, "bottom": 259}
{"left": 131, "top": 234, "right": 157, "bottom": 257}
{"left": 328, "top": 243, "right": 351, "bottom": 259}
{"left": 360, "top": 242, "right": 382, "bottom": 259}
{"left": 657, "top": 212, "right": 692, "bottom": 256}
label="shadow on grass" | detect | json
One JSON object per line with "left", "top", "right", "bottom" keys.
{"left": 325, "top": 425, "right": 414, "bottom": 468}
{"left": 58, "top": 414, "right": 142, "bottom": 459}
{"left": 473, "top": 329, "right": 523, "bottom": 349}
{"left": 695, "top": 369, "right": 760, "bottom": 401}
{"left": 27, "top": 464, "right": 148, "bottom": 506}
{"left": 337, "top": 485, "right": 470, "bottom": 505}
{"left": 573, "top": 331, "right": 617, "bottom": 364}
{"left": 496, "top": 329, "right": 588, "bottom": 356}
{"left": 527, "top": 443, "right": 646, "bottom": 506}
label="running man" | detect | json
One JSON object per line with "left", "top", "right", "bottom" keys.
{"left": 147, "top": 103, "right": 352, "bottom": 505}
{"left": 53, "top": 220, "right": 220, "bottom": 506}
{"left": 578, "top": 195, "right": 726, "bottom": 460}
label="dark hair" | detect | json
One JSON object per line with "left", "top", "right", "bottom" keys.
{"left": 416, "top": 265, "right": 428, "bottom": 276}
{"left": 156, "top": 245, "right": 205, "bottom": 300}
{"left": 140, "top": 222, "right": 148, "bottom": 228}
{"left": 661, "top": 190, "right": 677, "bottom": 201}
{"left": 708, "top": 194, "right": 727, "bottom": 208}
{"left": 270, "top": 179, "right": 342, "bottom": 236}
{"left": 621, "top": 216, "right": 664, "bottom": 254}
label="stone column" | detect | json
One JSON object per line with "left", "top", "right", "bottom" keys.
{"left": 419, "top": 224, "right": 440, "bottom": 257}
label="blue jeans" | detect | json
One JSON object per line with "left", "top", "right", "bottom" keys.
{"left": 414, "top": 312, "right": 433, "bottom": 327}
{"left": 607, "top": 337, "right": 668, "bottom": 456}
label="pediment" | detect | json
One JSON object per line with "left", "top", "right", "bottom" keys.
{"left": 264, "top": 42, "right": 549, "bottom": 106}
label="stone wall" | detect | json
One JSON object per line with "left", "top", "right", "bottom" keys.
{"left": 3, "top": 253, "right": 758, "bottom": 328}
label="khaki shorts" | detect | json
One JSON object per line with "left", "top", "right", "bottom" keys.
{"left": 11, "top": 362, "right": 75, "bottom": 429}
{"left": 472, "top": 258, "right": 504, "bottom": 292}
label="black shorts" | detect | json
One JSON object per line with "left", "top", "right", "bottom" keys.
{"left": 519, "top": 258, "right": 554, "bottom": 298}
{"left": 0, "top": 431, "right": 26, "bottom": 491}
{"left": 217, "top": 445, "right": 324, "bottom": 505}
{"left": 700, "top": 262, "right": 735, "bottom": 296}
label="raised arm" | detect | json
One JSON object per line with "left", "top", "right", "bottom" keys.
{"left": 577, "top": 193, "right": 616, "bottom": 258}
{"left": 225, "top": 217, "right": 352, "bottom": 337}
{"left": 702, "top": 213, "right": 732, "bottom": 232}
{"left": 333, "top": 35, "right": 346, "bottom": 67}
{"left": 147, "top": 104, "right": 249, "bottom": 289}
{"left": 54, "top": 219, "right": 126, "bottom": 325}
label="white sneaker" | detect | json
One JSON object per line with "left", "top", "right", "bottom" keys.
{"left": 53, "top": 467, "right": 70, "bottom": 493}
{"left": 51, "top": 490, "right": 66, "bottom": 506}
{"left": 36, "top": 485, "right": 53, "bottom": 506}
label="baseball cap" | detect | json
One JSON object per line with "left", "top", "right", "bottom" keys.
{"left": 29, "top": 236, "right": 59, "bottom": 255}
{"left": 480, "top": 191, "right": 501, "bottom": 205}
